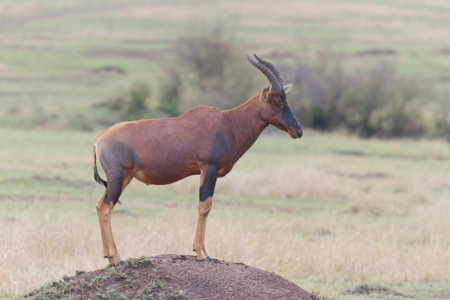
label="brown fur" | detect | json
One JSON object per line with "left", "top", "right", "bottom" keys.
{"left": 93, "top": 78, "right": 302, "bottom": 264}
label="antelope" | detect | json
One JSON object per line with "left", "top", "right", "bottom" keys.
{"left": 93, "top": 54, "right": 303, "bottom": 265}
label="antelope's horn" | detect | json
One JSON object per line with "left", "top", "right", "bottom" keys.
{"left": 247, "top": 54, "right": 281, "bottom": 91}
{"left": 254, "top": 54, "right": 284, "bottom": 88}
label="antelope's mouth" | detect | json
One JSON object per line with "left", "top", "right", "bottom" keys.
{"left": 288, "top": 128, "right": 303, "bottom": 139}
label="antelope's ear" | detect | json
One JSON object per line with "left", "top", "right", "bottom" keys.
{"left": 259, "top": 85, "right": 272, "bottom": 102}
{"left": 284, "top": 83, "right": 293, "bottom": 93}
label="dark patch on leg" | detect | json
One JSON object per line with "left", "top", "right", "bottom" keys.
{"left": 198, "top": 130, "right": 233, "bottom": 202}
{"left": 99, "top": 141, "right": 143, "bottom": 206}
{"left": 200, "top": 165, "right": 219, "bottom": 202}
{"left": 104, "top": 177, "right": 123, "bottom": 206}
{"left": 100, "top": 141, "right": 143, "bottom": 170}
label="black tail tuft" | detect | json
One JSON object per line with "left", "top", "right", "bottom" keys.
{"left": 94, "top": 170, "right": 108, "bottom": 188}
{"left": 93, "top": 144, "right": 107, "bottom": 188}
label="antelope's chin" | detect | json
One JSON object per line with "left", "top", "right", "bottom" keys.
{"left": 288, "top": 127, "right": 303, "bottom": 139}
{"left": 288, "top": 132, "right": 298, "bottom": 139}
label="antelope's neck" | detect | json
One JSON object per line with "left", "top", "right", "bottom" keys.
{"left": 223, "top": 97, "right": 268, "bottom": 157}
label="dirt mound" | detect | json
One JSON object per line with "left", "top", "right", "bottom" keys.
{"left": 25, "top": 254, "right": 319, "bottom": 300}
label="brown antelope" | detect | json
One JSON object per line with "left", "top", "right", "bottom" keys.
{"left": 93, "top": 54, "right": 303, "bottom": 265}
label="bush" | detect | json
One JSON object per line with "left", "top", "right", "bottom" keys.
{"left": 95, "top": 80, "right": 153, "bottom": 124}
{"left": 290, "top": 50, "right": 429, "bottom": 138}
{"left": 345, "top": 63, "right": 396, "bottom": 138}
{"left": 433, "top": 95, "right": 450, "bottom": 141}
{"left": 292, "top": 51, "right": 349, "bottom": 131}
{"left": 126, "top": 81, "right": 151, "bottom": 119}
{"left": 172, "top": 22, "right": 255, "bottom": 110}
{"left": 158, "top": 69, "right": 182, "bottom": 117}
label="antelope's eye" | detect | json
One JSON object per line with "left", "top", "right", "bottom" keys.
{"left": 274, "top": 99, "right": 280, "bottom": 103}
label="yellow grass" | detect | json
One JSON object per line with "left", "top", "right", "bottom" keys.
{"left": 1, "top": 129, "right": 449, "bottom": 298}
{"left": 1, "top": 195, "right": 448, "bottom": 297}
{"left": 0, "top": 3, "right": 37, "bottom": 17}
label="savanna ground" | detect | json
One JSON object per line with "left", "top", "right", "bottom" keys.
{"left": 0, "top": 0, "right": 450, "bottom": 299}
{"left": 24, "top": 255, "right": 319, "bottom": 299}
{"left": 1, "top": 129, "right": 449, "bottom": 299}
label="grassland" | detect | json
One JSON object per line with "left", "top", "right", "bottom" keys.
{"left": 1, "top": 0, "right": 450, "bottom": 131}
{"left": 1, "top": 0, "right": 450, "bottom": 299}
{"left": 1, "top": 128, "right": 449, "bottom": 299}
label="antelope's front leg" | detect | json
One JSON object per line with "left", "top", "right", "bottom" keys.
{"left": 193, "top": 197, "right": 212, "bottom": 260}
{"left": 193, "top": 165, "right": 218, "bottom": 261}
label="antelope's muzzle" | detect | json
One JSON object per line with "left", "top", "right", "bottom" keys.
{"left": 288, "top": 126, "right": 303, "bottom": 139}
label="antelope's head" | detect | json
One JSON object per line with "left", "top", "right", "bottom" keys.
{"left": 247, "top": 54, "right": 303, "bottom": 139}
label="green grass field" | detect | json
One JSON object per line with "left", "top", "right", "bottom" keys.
{"left": 1, "top": 128, "right": 449, "bottom": 299}
{"left": 1, "top": 0, "right": 450, "bottom": 131}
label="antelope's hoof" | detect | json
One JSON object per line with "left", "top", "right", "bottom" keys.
{"left": 197, "top": 257, "right": 212, "bottom": 261}
{"left": 108, "top": 260, "right": 125, "bottom": 267}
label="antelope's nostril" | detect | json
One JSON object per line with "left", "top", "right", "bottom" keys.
{"left": 288, "top": 127, "right": 303, "bottom": 139}
{"left": 289, "top": 126, "right": 303, "bottom": 138}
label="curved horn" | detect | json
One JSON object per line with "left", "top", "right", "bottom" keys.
{"left": 247, "top": 54, "right": 281, "bottom": 91}
{"left": 254, "top": 54, "right": 284, "bottom": 88}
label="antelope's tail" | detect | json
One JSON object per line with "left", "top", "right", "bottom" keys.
{"left": 93, "top": 144, "right": 107, "bottom": 188}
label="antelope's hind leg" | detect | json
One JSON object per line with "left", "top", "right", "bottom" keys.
{"left": 96, "top": 171, "right": 133, "bottom": 266}
{"left": 193, "top": 165, "right": 218, "bottom": 261}
{"left": 96, "top": 192, "right": 122, "bottom": 266}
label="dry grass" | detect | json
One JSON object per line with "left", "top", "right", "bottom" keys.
{"left": 0, "top": 3, "right": 37, "bottom": 17}
{"left": 116, "top": 3, "right": 194, "bottom": 20}
{"left": 2, "top": 209, "right": 100, "bottom": 295}
{"left": 1, "top": 130, "right": 449, "bottom": 298}
{"left": 1, "top": 194, "right": 448, "bottom": 297}
{"left": 220, "top": 0, "right": 434, "bottom": 19}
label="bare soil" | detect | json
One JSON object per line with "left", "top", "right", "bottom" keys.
{"left": 25, "top": 254, "right": 319, "bottom": 300}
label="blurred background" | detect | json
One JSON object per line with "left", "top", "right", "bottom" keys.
{"left": 1, "top": 1, "right": 449, "bottom": 299}
{"left": 0, "top": 0, "right": 449, "bottom": 139}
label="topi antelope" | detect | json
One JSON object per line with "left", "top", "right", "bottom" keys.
{"left": 93, "top": 54, "right": 303, "bottom": 265}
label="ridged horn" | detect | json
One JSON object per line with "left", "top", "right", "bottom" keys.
{"left": 247, "top": 54, "right": 282, "bottom": 91}
{"left": 254, "top": 54, "right": 284, "bottom": 88}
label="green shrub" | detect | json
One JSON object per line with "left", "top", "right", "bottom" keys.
{"left": 172, "top": 22, "right": 255, "bottom": 111}
{"left": 290, "top": 50, "right": 429, "bottom": 138}
{"left": 126, "top": 81, "right": 151, "bottom": 119}
{"left": 159, "top": 69, "right": 182, "bottom": 117}
{"left": 98, "top": 80, "right": 152, "bottom": 123}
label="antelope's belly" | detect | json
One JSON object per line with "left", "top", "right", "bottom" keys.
{"left": 132, "top": 167, "right": 199, "bottom": 185}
